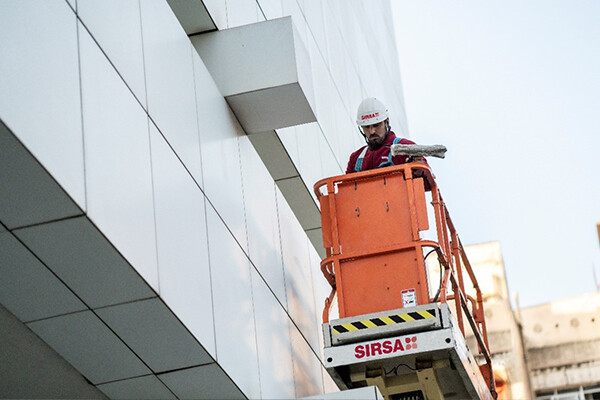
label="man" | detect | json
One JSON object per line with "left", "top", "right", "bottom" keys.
{"left": 346, "top": 97, "right": 422, "bottom": 174}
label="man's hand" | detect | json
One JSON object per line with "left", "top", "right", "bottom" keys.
{"left": 410, "top": 156, "right": 425, "bottom": 177}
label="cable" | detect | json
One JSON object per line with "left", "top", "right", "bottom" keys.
{"left": 385, "top": 362, "right": 417, "bottom": 376}
{"left": 422, "top": 248, "right": 442, "bottom": 303}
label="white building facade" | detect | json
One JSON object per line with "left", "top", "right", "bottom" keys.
{"left": 0, "top": 0, "right": 407, "bottom": 398}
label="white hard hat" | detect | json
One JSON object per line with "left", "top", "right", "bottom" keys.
{"left": 356, "top": 97, "right": 389, "bottom": 126}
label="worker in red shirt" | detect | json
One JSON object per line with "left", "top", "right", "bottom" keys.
{"left": 346, "top": 97, "right": 423, "bottom": 174}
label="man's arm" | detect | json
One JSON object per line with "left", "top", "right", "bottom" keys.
{"left": 346, "top": 153, "right": 356, "bottom": 174}
{"left": 345, "top": 147, "right": 364, "bottom": 174}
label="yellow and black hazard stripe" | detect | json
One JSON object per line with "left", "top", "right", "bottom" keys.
{"left": 332, "top": 309, "right": 436, "bottom": 334}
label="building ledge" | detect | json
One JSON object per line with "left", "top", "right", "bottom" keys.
{"left": 191, "top": 16, "right": 316, "bottom": 134}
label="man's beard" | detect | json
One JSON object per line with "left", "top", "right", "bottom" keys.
{"left": 368, "top": 136, "right": 385, "bottom": 150}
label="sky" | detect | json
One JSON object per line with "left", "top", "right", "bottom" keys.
{"left": 391, "top": 1, "right": 600, "bottom": 308}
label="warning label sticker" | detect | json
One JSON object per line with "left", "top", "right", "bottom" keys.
{"left": 402, "top": 288, "right": 417, "bottom": 308}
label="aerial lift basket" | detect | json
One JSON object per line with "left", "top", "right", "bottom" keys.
{"left": 314, "top": 163, "right": 497, "bottom": 400}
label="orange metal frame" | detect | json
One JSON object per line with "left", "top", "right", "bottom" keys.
{"left": 314, "top": 162, "right": 495, "bottom": 395}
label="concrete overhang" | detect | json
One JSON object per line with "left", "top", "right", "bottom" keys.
{"left": 191, "top": 16, "right": 316, "bottom": 133}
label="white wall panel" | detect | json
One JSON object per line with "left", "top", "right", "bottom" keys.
{"left": 0, "top": 231, "right": 87, "bottom": 323}
{"left": 206, "top": 205, "right": 260, "bottom": 399}
{"left": 300, "top": 0, "right": 327, "bottom": 65}
{"left": 77, "top": 0, "right": 147, "bottom": 107}
{"left": 193, "top": 52, "right": 248, "bottom": 250}
{"left": 150, "top": 122, "right": 216, "bottom": 357}
{"left": 308, "top": 238, "right": 330, "bottom": 362}
{"left": 239, "top": 136, "right": 287, "bottom": 305}
{"left": 80, "top": 24, "right": 158, "bottom": 291}
{"left": 342, "top": 7, "right": 361, "bottom": 76}
{"left": 226, "top": 0, "right": 262, "bottom": 28}
{"left": 202, "top": 0, "right": 227, "bottom": 29}
{"left": 282, "top": 0, "right": 308, "bottom": 48}
{"left": 251, "top": 268, "right": 296, "bottom": 399}
{"left": 257, "top": 0, "right": 283, "bottom": 20}
{"left": 309, "top": 39, "right": 339, "bottom": 164}
{"left": 339, "top": 51, "right": 356, "bottom": 116}
{"left": 27, "top": 311, "right": 150, "bottom": 384}
{"left": 321, "top": 0, "right": 342, "bottom": 32}
{"left": 0, "top": 0, "right": 85, "bottom": 209}
{"left": 290, "top": 324, "right": 324, "bottom": 398}
{"left": 277, "top": 189, "right": 320, "bottom": 352}
{"left": 277, "top": 126, "right": 300, "bottom": 168}
{"left": 338, "top": 112, "right": 360, "bottom": 169}
{"left": 317, "top": 130, "right": 343, "bottom": 178}
{"left": 322, "top": 366, "right": 340, "bottom": 395}
{"left": 141, "top": 0, "right": 203, "bottom": 185}
{"left": 296, "top": 123, "right": 324, "bottom": 200}
{"left": 346, "top": 65, "right": 363, "bottom": 120}
{"left": 325, "top": 23, "right": 347, "bottom": 115}
{"left": 331, "top": 92, "right": 350, "bottom": 166}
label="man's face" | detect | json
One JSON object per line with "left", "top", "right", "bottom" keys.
{"left": 361, "top": 119, "right": 388, "bottom": 148}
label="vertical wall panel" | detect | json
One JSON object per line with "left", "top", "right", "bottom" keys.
{"left": 239, "top": 136, "right": 287, "bottom": 305}
{"left": 277, "top": 126, "right": 300, "bottom": 168}
{"left": 150, "top": 123, "right": 216, "bottom": 357}
{"left": 308, "top": 237, "right": 330, "bottom": 361}
{"left": 346, "top": 64, "right": 363, "bottom": 120}
{"left": 331, "top": 89, "right": 351, "bottom": 166}
{"left": 79, "top": 24, "right": 158, "bottom": 290}
{"left": 317, "top": 130, "right": 343, "bottom": 178}
{"left": 290, "top": 324, "right": 324, "bottom": 398}
{"left": 277, "top": 189, "right": 320, "bottom": 353}
{"left": 296, "top": 123, "right": 324, "bottom": 201}
{"left": 202, "top": 0, "right": 227, "bottom": 29}
{"left": 141, "top": 0, "right": 204, "bottom": 186}
{"left": 226, "top": 0, "right": 262, "bottom": 28}
{"left": 193, "top": 52, "right": 248, "bottom": 250}
{"left": 301, "top": 0, "right": 327, "bottom": 65}
{"left": 251, "top": 268, "right": 296, "bottom": 399}
{"left": 322, "top": 366, "right": 339, "bottom": 394}
{"left": 0, "top": 0, "right": 85, "bottom": 209}
{"left": 206, "top": 205, "right": 260, "bottom": 399}
{"left": 257, "top": 0, "right": 283, "bottom": 20}
{"left": 282, "top": 0, "right": 308, "bottom": 48}
{"left": 325, "top": 23, "right": 347, "bottom": 115}
{"left": 77, "top": 0, "right": 147, "bottom": 107}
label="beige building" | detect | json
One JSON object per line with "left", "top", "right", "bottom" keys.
{"left": 455, "top": 241, "right": 600, "bottom": 400}
{"left": 520, "top": 292, "right": 600, "bottom": 399}
{"left": 462, "top": 241, "right": 533, "bottom": 400}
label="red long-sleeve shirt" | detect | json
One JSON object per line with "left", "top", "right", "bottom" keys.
{"left": 346, "top": 131, "right": 416, "bottom": 174}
